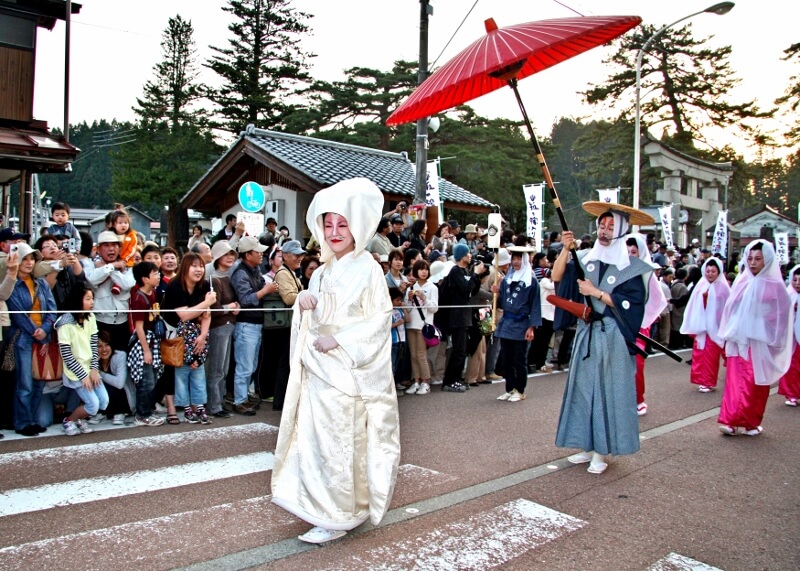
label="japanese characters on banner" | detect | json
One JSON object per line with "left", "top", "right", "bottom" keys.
{"left": 597, "top": 188, "right": 619, "bottom": 204}
{"left": 658, "top": 205, "right": 674, "bottom": 249}
{"left": 523, "top": 184, "right": 544, "bottom": 251}
{"left": 775, "top": 232, "right": 790, "bottom": 265}
{"left": 410, "top": 159, "right": 443, "bottom": 221}
{"left": 710, "top": 210, "right": 728, "bottom": 258}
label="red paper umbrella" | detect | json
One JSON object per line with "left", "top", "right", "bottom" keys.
{"left": 386, "top": 15, "right": 641, "bottom": 237}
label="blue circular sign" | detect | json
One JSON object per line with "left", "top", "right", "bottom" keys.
{"left": 238, "top": 181, "right": 266, "bottom": 213}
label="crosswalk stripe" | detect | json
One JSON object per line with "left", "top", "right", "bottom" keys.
{"left": 0, "top": 451, "right": 274, "bottom": 518}
{"left": 0, "top": 423, "right": 277, "bottom": 467}
{"left": 0, "top": 495, "right": 296, "bottom": 571}
{"left": 318, "top": 499, "right": 586, "bottom": 570}
{"left": 648, "top": 552, "right": 723, "bottom": 571}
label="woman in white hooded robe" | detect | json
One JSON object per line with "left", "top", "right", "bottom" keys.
{"left": 777, "top": 264, "right": 800, "bottom": 406}
{"left": 717, "top": 240, "right": 793, "bottom": 436}
{"left": 271, "top": 178, "right": 400, "bottom": 544}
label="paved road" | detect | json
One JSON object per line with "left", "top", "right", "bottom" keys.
{"left": 1, "top": 348, "right": 798, "bottom": 570}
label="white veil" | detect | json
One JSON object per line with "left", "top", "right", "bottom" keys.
{"left": 718, "top": 240, "right": 793, "bottom": 385}
{"left": 680, "top": 257, "right": 730, "bottom": 349}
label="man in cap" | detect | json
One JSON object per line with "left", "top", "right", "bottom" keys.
{"left": 441, "top": 243, "right": 486, "bottom": 392}
{"left": 387, "top": 215, "right": 410, "bottom": 249}
{"left": 383, "top": 200, "right": 413, "bottom": 231}
{"left": 265, "top": 240, "right": 305, "bottom": 411}
{"left": 230, "top": 236, "right": 279, "bottom": 415}
{"left": 85, "top": 231, "right": 136, "bottom": 352}
{"left": 553, "top": 201, "right": 655, "bottom": 475}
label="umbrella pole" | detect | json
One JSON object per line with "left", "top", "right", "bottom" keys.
{"left": 507, "top": 79, "right": 571, "bottom": 236}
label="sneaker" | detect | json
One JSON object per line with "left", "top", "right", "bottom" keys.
{"left": 62, "top": 419, "right": 80, "bottom": 436}
{"left": 508, "top": 389, "right": 526, "bottom": 402}
{"left": 87, "top": 413, "right": 106, "bottom": 425}
{"left": 185, "top": 409, "right": 200, "bottom": 424}
{"left": 637, "top": 403, "right": 648, "bottom": 416}
{"left": 430, "top": 379, "right": 443, "bottom": 385}
{"left": 742, "top": 426, "right": 763, "bottom": 436}
{"left": 496, "top": 392, "right": 512, "bottom": 401}
{"left": 416, "top": 382, "right": 431, "bottom": 395}
{"left": 198, "top": 411, "right": 212, "bottom": 425}
{"left": 234, "top": 404, "right": 256, "bottom": 416}
{"left": 297, "top": 526, "right": 346, "bottom": 544}
{"left": 785, "top": 398, "right": 798, "bottom": 407}
{"left": 442, "top": 382, "right": 466, "bottom": 393}
{"left": 486, "top": 373, "right": 503, "bottom": 381}
{"left": 112, "top": 414, "right": 126, "bottom": 425}
{"left": 213, "top": 409, "right": 233, "bottom": 418}
{"left": 539, "top": 366, "right": 553, "bottom": 373}
{"left": 698, "top": 385, "right": 714, "bottom": 393}
{"left": 135, "top": 415, "right": 165, "bottom": 427}
{"left": 406, "top": 382, "right": 420, "bottom": 395}
{"left": 75, "top": 419, "right": 93, "bottom": 434}
{"left": 395, "top": 383, "right": 406, "bottom": 391}
{"left": 719, "top": 424, "right": 737, "bottom": 436}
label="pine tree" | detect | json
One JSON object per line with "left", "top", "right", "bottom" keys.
{"left": 775, "top": 43, "right": 800, "bottom": 147}
{"left": 289, "top": 60, "right": 418, "bottom": 149}
{"left": 206, "top": 0, "right": 314, "bottom": 134}
{"left": 111, "top": 15, "right": 220, "bottom": 248}
{"left": 583, "top": 24, "right": 769, "bottom": 151}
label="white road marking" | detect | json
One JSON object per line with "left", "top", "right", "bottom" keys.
{"left": 0, "top": 496, "right": 297, "bottom": 571}
{"left": 0, "top": 451, "right": 274, "bottom": 518}
{"left": 0, "top": 423, "right": 278, "bottom": 466}
{"left": 321, "top": 499, "right": 586, "bottom": 570}
{"left": 397, "top": 463, "right": 458, "bottom": 485}
{"left": 648, "top": 552, "right": 723, "bottom": 571}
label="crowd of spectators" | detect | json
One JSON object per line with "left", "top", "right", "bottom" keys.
{"left": 0, "top": 199, "right": 761, "bottom": 439}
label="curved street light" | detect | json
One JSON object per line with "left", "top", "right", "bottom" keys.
{"left": 631, "top": 2, "right": 735, "bottom": 213}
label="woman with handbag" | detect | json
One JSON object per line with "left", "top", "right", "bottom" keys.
{"left": 162, "top": 253, "right": 217, "bottom": 425}
{"left": 56, "top": 281, "right": 107, "bottom": 436}
{"left": 405, "top": 259, "right": 438, "bottom": 396}
{"left": 8, "top": 243, "right": 58, "bottom": 436}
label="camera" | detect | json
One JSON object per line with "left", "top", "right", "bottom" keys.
{"left": 399, "top": 203, "right": 407, "bottom": 211}
{"left": 68, "top": 238, "right": 76, "bottom": 254}
{"left": 61, "top": 241, "right": 70, "bottom": 253}
{"left": 9, "top": 244, "right": 18, "bottom": 255}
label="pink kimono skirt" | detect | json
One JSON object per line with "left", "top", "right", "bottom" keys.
{"left": 718, "top": 353, "right": 770, "bottom": 430}
{"left": 690, "top": 337, "right": 724, "bottom": 388}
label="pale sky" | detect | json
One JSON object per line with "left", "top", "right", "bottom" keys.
{"left": 32, "top": 0, "right": 796, "bottom": 159}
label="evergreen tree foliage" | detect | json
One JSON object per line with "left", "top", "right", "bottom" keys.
{"left": 775, "top": 43, "right": 800, "bottom": 147}
{"left": 206, "top": 0, "right": 314, "bottom": 134}
{"left": 290, "top": 60, "right": 418, "bottom": 150}
{"left": 39, "top": 120, "right": 132, "bottom": 209}
{"left": 111, "top": 15, "right": 221, "bottom": 248}
{"left": 583, "top": 24, "right": 769, "bottom": 151}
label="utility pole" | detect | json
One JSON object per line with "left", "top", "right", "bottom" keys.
{"left": 414, "top": 0, "right": 432, "bottom": 206}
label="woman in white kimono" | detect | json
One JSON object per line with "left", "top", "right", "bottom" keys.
{"left": 680, "top": 257, "right": 731, "bottom": 393}
{"left": 717, "top": 240, "right": 793, "bottom": 436}
{"left": 271, "top": 178, "right": 400, "bottom": 544}
{"left": 778, "top": 264, "right": 800, "bottom": 406}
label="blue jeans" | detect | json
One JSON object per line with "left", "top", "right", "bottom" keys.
{"left": 36, "top": 386, "right": 81, "bottom": 428}
{"left": 135, "top": 364, "right": 157, "bottom": 418}
{"left": 14, "top": 334, "right": 44, "bottom": 430}
{"left": 233, "top": 322, "right": 262, "bottom": 406}
{"left": 74, "top": 382, "right": 110, "bottom": 416}
{"left": 391, "top": 342, "right": 405, "bottom": 381}
{"left": 174, "top": 365, "right": 208, "bottom": 407}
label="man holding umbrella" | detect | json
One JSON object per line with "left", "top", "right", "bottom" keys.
{"left": 554, "top": 202, "right": 654, "bottom": 475}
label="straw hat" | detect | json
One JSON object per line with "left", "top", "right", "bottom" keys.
{"left": 582, "top": 201, "right": 654, "bottom": 226}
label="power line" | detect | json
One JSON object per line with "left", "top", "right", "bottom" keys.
{"left": 430, "top": 0, "right": 481, "bottom": 70}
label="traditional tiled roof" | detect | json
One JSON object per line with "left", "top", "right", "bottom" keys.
{"left": 240, "top": 126, "right": 494, "bottom": 209}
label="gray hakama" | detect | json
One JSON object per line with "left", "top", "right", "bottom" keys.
{"left": 555, "top": 255, "right": 650, "bottom": 456}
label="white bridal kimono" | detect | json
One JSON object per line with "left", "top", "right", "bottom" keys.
{"left": 271, "top": 178, "right": 400, "bottom": 530}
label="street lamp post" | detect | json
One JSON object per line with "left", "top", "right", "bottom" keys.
{"left": 632, "top": 2, "right": 735, "bottom": 212}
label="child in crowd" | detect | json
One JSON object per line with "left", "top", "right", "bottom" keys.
{"left": 389, "top": 287, "right": 407, "bottom": 391}
{"left": 48, "top": 201, "right": 82, "bottom": 254}
{"left": 56, "top": 281, "right": 108, "bottom": 436}
{"left": 109, "top": 208, "right": 138, "bottom": 267}
{"left": 128, "top": 261, "right": 165, "bottom": 427}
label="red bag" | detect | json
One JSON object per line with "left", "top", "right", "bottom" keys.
{"left": 32, "top": 334, "right": 63, "bottom": 381}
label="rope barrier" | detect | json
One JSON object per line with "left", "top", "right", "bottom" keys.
{"left": 1, "top": 303, "right": 492, "bottom": 315}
